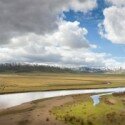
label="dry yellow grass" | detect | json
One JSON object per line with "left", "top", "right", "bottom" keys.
{"left": 0, "top": 73, "right": 125, "bottom": 94}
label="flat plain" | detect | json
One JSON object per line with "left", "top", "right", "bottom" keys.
{"left": 0, "top": 73, "right": 125, "bottom": 94}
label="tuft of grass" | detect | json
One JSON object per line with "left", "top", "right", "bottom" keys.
{"left": 18, "top": 119, "right": 30, "bottom": 125}
{"left": 46, "top": 117, "right": 49, "bottom": 122}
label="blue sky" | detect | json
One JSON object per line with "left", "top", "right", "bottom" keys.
{"left": 0, "top": 0, "right": 125, "bottom": 68}
{"left": 64, "top": 0, "right": 125, "bottom": 60}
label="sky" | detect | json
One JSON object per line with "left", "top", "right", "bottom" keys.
{"left": 0, "top": 0, "right": 125, "bottom": 68}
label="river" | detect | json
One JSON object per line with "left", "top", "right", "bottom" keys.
{"left": 0, "top": 87, "right": 125, "bottom": 109}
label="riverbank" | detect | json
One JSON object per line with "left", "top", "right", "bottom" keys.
{"left": 0, "top": 73, "right": 125, "bottom": 94}
{"left": 0, "top": 95, "right": 73, "bottom": 125}
{"left": 0, "top": 92, "right": 125, "bottom": 125}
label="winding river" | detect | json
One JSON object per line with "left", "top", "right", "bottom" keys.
{"left": 0, "top": 87, "right": 125, "bottom": 109}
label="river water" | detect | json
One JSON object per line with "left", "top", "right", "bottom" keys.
{"left": 91, "top": 93, "right": 112, "bottom": 106}
{"left": 0, "top": 87, "right": 125, "bottom": 109}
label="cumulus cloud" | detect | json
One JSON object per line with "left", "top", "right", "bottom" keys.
{"left": 0, "top": 21, "right": 90, "bottom": 62}
{"left": 7, "top": 21, "right": 90, "bottom": 49}
{"left": 0, "top": 42, "right": 123, "bottom": 68}
{"left": 0, "top": 0, "right": 124, "bottom": 68}
{"left": 106, "top": 0, "right": 125, "bottom": 6}
{"left": 99, "top": 0, "right": 125, "bottom": 44}
{"left": 54, "top": 21, "right": 90, "bottom": 48}
{"left": 99, "top": 6, "right": 125, "bottom": 44}
{"left": 0, "top": 19, "right": 122, "bottom": 68}
{"left": 0, "top": 40, "right": 121, "bottom": 68}
{"left": 0, "top": 0, "right": 97, "bottom": 44}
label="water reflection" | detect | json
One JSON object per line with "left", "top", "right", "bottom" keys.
{"left": 91, "top": 93, "right": 112, "bottom": 106}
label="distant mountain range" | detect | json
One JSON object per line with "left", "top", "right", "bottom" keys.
{"left": 75, "top": 67, "right": 108, "bottom": 73}
{"left": 0, "top": 63, "right": 124, "bottom": 74}
{"left": 74, "top": 67, "right": 125, "bottom": 73}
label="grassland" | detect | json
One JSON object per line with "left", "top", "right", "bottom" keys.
{"left": 52, "top": 93, "right": 125, "bottom": 125}
{"left": 0, "top": 73, "right": 125, "bottom": 94}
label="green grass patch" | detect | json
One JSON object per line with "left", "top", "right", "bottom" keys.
{"left": 51, "top": 94, "right": 125, "bottom": 125}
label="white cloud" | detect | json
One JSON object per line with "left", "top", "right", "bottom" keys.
{"left": 54, "top": 21, "right": 90, "bottom": 48}
{"left": 7, "top": 21, "right": 90, "bottom": 49}
{"left": 0, "top": 21, "right": 90, "bottom": 63}
{"left": 0, "top": 20, "right": 124, "bottom": 69}
{"left": 106, "top": 0, "right": 125, "bottom": 6}
{"left": 69, "top": 0, "right": 97, "bottom": 12}
{"left": 0, "top": 0, "right": 97, "bottom": 44}
{"left": 99, "top": 6, "right": 125, "bottom": 44}
{"left": 0, "top": 0, "right": 124, "bottom": 69}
